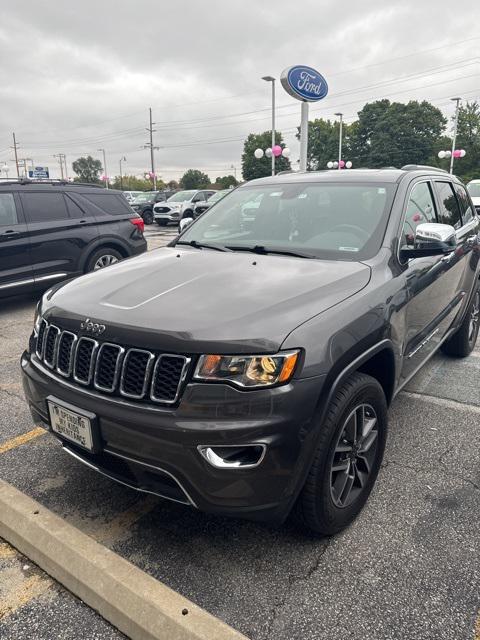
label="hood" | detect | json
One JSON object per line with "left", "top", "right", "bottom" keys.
{"left": 44, "top": 247, "right": 371, "bottom": 353}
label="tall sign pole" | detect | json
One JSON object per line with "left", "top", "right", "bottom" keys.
{"left": 280, "top": 65, "right": 328, "bottom": 172}
{"left": 450, "top": 97, "right": 461, "bottom": 175}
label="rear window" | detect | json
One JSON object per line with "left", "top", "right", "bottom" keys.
{"left": 21, "top": 192, "right": 68, "bottom": 222}
{"left": 81, "top": 193, "right": 133, "bottom": 215}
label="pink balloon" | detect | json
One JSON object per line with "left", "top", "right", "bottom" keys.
{"left": 453, "top": 149, "right": 462, "bottom": 158}
{"left": 272, "top": 145, "right": 282, "bottom": 157}
{"left": 339, "top": 160, "right": 345, "bottom": 168}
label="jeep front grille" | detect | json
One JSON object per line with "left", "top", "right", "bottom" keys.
{"left": 35, "top": 322, "right": 190, "bottom": 405}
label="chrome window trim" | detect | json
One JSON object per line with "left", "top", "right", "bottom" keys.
{"left": 56, "top": 330, "right": 78, "bottom": 378}
{"left": 35, "top": 319, "right": 49, "bottom": 360}
{"left": 150, "top": 354, "right": 191, "bottom": 404}
{"left": 119, "top": 348, "right": 155, "bottom": 399}
{"left": 73, "top": 337, "right": 99, "bottom": 386}
{"left": 93, "top": 343, "right": 125, "bottom": 393}
{"left": 43, "top": 325, "right": 60, "bottom": 369}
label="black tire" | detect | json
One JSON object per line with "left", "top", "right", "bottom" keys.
{"left": 156, "top": 219, "right": 167, "bottom": 226}
{"left": 85, "top": 248, "right": 123, "bottom": 273}
{"left": 294, "top": 372, "right": 387, "bottom": 535}
{"left": 182, "top": 209, "right": 193, "bottom": 220}
{"left": 142, "top": 210, "right": 154, "bottom": 225}
{"left": 441, "top": 286, "right": 480, "bottom": 357}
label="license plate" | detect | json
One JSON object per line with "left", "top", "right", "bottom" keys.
{"left": 48, "top": 400, "right": 94, "bottom": 451}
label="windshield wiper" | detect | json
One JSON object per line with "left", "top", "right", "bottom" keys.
{"left": 176, "top": 239, "right": 231, "bottom": 252}
{"left": 225, "top": 244, "right": 315, "bottom": 259}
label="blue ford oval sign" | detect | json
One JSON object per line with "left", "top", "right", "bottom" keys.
{"left": 280, "top": 65, "right": 328, "bottom": 102}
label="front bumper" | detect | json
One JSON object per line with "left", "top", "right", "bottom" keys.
{"left": 21, "top": 351, "right": 325, "bottom": 523}
{"left": 153, "top": 208, "right": 181, "bottom": 222}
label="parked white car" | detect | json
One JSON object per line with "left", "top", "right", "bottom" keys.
{"left": 123, "top": 191, "right": 143, "bottom": 204}
{"left": 467, "top": 180, "right": 480, "bottom": 215}
{"left": 153, "top": 189, "right": 216, "bottom": 226}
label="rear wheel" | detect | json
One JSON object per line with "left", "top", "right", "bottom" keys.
{"left": 294, "top": 372, "right": 387, "bottom": 535}
{"left": 143, "top": 210, "right": 154, "bottom": 225}
{"left": 85, "top": 248, "right": 123, "bottom": 273}
{"left": 441, "top": 287, "right": 480, "bottom": 357}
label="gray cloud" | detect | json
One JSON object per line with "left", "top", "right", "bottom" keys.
{"left": 1, "top": 0, "right": 479, "bottom": 181}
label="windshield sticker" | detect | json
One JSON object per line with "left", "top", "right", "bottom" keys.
{"left": 377, "top": 188, "right": 386, "bottom": 194}
{"left": 339, "top": 246, "right": 360, "bottom": 252}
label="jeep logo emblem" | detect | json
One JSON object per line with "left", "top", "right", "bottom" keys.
{"left": 80, "top": 318, "right": 106, "bottom": 335}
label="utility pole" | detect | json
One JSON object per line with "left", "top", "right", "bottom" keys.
{"left": 450, "top": 97, "right": 462, "bottom": 175}
{"left": 98, "top": 148, "right": 108, "bottom": 188}
{"left": 335, "top": 113, "right": 343, "bottom": 170}
{"left": 262, "top": 76, "right": 276, "bottom": 176}
{"left": 145, "top": 108, "right": 159, "bottom": 190}
{"left": 119, "top": 156, "right": 126, "bottom": 190}
{"left": 54, "top": 153, "right": 66, "bottom": 179}
{"left": 12, "top": 133, "right": 20, "bottom": 178}
{"left": 230, "top": 164, "right": 237, "bottom": 181}
{"left": 63, "top": 154, "right": 69, "bottom": 181}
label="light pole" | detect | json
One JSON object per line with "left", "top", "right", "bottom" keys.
{"left": 335, "top": 113, "right": 343, "bottom": 170}
{"left": 119, "top": 156, "right": 126, "bottom": 190}
{"left": 262, "top": 76, "right": 276, "bottom": 176}
{"left": 450, "top": 97, "right": 462, "bottom": 174}
{"left": 98, "top": 148, "right": 108, "bottom": 189}
{"left": 230, "top": 164, "right": 237, "bottom": 181}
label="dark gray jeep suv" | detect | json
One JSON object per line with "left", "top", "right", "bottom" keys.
{"left": 21, "top": 167, "right": 480, "bottom": 534}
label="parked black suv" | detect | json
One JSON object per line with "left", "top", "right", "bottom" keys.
{"left": 0, "top": 180, "right": 146, "bottom": 298}
{"left": 131, "top": 191, "right": 175, "bottom": 225}
{"left": 21, "top": 167, "right": 480, "bottom": 534}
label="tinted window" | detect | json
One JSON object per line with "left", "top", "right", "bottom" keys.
{"left": 453, "top": 184, "right": 474, "bottom": 225}
{"left": 0, "top": 193, "right": 18, "bottom": 226}
{"left": 21, "top": 192, "right": 68, "bottom": 222}
{"left": 402, "top": 182, "right": 436, "bottom": 247}
{"left": 82, "top": 193, "right": 132, "bottom": 215}
{"left": 180, "top": 182, "right": 396, "bottom": 261}
{"left": 192, "top": 193, "right": 205, "bottom": 202}
{"left": 434, "top": 181, "right": 462, "bottom": 229}
{"left": 65, "top": 194, "right": 90, "bottom": 218}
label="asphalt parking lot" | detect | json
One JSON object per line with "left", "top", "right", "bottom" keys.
{"left": 1, "top": 224, "right": 479, "bottom": 640}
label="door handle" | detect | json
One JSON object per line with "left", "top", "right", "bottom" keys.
{"left": 79, "top": 219, "right": 88, "bottom": 224}
{"left": 0, "top": 230, "right": 20, "bottom": 240}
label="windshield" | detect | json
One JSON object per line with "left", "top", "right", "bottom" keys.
{"left": 133, "top": 192, "right": 156, "bottom": 203}
{"left": 178, "top": 182, "right": 396, "bottom": 260}
{"left": 168, "top": 190, "right": 197, "bottom": 202}
{"left": 467, "top": 182, "right": 480, "bottom": 198}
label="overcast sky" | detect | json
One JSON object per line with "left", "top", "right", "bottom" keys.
{"left": 1, "top": 1, "right": 479, "bottom": 182}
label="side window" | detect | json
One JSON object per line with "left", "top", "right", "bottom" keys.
{"left": 401, "top": 182, "right": 436, "bottom": 247}
{"left": 0, "top": 193, "right": 19, "bottom": 226}
{"left": 192, "top": 192, "right": 205, "bottom": 202}
{"left": 21, "top": 192, "right": 68, "bottom": 223}
{"left": 434, "top": 181, "right": 463, "bottom": 230}
{"left": 65, "top": 194, "right": 90, "bottom": 218}
{"left": 80, "top": 193, "right": 133, "bottom": 215}
{"left": 453, "top": 184, "right": 474, "bottom": 225}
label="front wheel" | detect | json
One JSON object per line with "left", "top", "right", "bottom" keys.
{"left": 143, "top": 210, "right": 154, "bottom": 225}
{"left": 156, "top": 219, "right": 167, "bottom": 226}
{"left": 441, "top": 287, "right": 480, "bottom": 357}
{"left": 85, "top": 248, "right": 123, "bottom": 273}
{"left": 294, "top": 372, "right": 387, "bottom": 535}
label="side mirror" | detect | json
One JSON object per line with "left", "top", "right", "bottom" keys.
{"left": 179, "top": 217, "right": 194, "bottom": 232}
{"left": 400, "top": 222, "right": 457, "bottom": 260}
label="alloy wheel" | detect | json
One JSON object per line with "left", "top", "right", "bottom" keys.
{"left": 93, "top": 254, "right": 119, "bottom": 270}
{"left": 330, "top": 403, "right": 379, "bottom": 508}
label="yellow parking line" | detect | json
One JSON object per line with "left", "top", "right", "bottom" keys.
{"left": 0, "top": 427, "right": 46, "bottom": 455}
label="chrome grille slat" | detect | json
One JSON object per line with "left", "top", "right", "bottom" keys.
{"left": 34, "top": 321, "right": 189, "bottom": 405}
{"left": 73, "top": 337, "right": 99, "bottom": 385}
{"left": 43, "top": 325, "right": 60, "bottom": 369}
{"left": 56, "top": 331, "right": 77, "bottom": 377}
{"left": 120, "top": 348, "right": 155, "bottom": 399}
{"left": 94, "top": 343, "right": 124, "bottom": 393}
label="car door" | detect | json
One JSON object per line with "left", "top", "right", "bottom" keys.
{"left": 0, "top": 191, "right": 34, "bottom": 295}
{"left": 451, "top": 181, "right": 480, "bottom": 298}
{"left": 398, "top": 179, "right": 465, "bottom": 383}
{"left": 20, "top": 190, "right": 98, "bottom": 285}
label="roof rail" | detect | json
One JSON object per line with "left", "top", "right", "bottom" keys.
{"left": 401, "top": 164, "right": 449, "bottom": 173}
{"left": 0, "top": 178, "right": 104, "bottom": 188}
{"left": 276, "top": 170, "right": 299, "bottom": 176}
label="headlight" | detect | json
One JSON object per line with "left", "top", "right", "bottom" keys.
{"left": 194, "top": 351, "right": 299, "bottom": 388}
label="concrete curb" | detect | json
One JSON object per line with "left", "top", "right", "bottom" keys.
{"left": 0, "top": 479, "right": 248, "bottom": 640}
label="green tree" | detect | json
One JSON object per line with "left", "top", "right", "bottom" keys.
{"left": 215, "top": 174, "right": 238, "bottom": 189}
{"left": 166, "top": 179, "right": 179, "bottom": 190}
{"left": 349, "top": 100, "right": 446, "bottom": 168}
{"left": 241, "top": 131, "right": 291, "bottom": 181}
{"left": 299, "top": 118, "right": 355, "bottom": 170}
{"left": 179, "top": 169, "right": 210, "bottom": 189}
{"left": 72, "top": 155, "right": 103, "bottom": 183}
{"left": 455, "top": 101, "right": 480, "bottom": 182}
